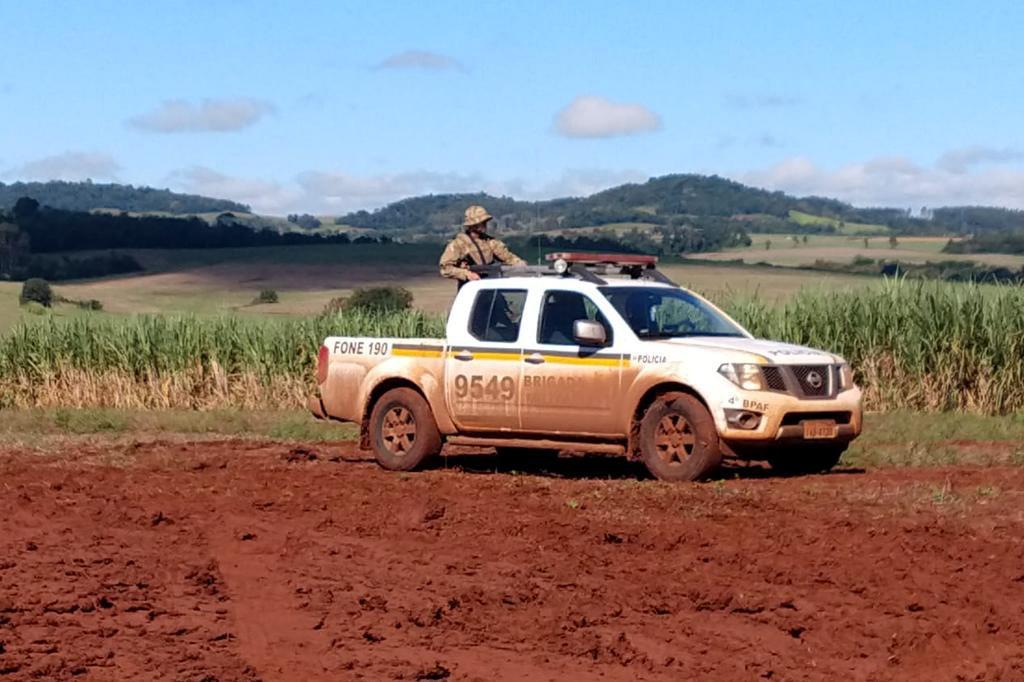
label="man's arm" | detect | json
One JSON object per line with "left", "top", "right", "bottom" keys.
{"left": 439, "top": 238, "right": 474, "bottom": 281}
{"left": 490, "top": 239, "right": 526, "bottom": 266}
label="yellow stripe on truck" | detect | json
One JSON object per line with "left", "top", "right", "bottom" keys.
{"left": 542, "top": 355, "right": 625, "bottom": 367}
{"left": 393, "top": 348, "right": 444, "bottom": 358}
{"left": 442, "top": 350, "right": 627, "bottom": 367}
{"left": 465, "top": 351, "right": 521, "bottom": 361}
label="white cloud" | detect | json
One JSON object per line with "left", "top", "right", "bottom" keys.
{"left": 166, "top": 165, "right": 650, "bottom": 215}
{"left": 128, "top": 98, "right": 274, "bottom": 133}
{"left": 528, "top": 168, "right": 648, "bottom": 199}
{"left": 374, "top": 50, "right": 464, "bottom": 71}
{"left": 7, "top": 151, "right": 120, "bottom": 181}
{"left": 168, "top": 166, "right": 300, "bottom": 212}
{"left": 936, "top": 145, "right": 1024, "bottom": 174}
{"left": 554, "top": 95, "right": 661, "bottom": 139}
{"left": 741, "top": 153, "right": 1024, "bottom": 208}
{"left": 724, "top": 93, "right": 800, "bottom": 109}
{"left": 297, "top": 170, "right": 485, "bottom": 210}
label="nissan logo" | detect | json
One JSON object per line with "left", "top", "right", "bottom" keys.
{"left": 806, "top": 371, "right": 824, "bottom": 389}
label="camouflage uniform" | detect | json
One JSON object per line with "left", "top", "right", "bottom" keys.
{"left": 439, "top": 206, "right": 525, "bottom": 282}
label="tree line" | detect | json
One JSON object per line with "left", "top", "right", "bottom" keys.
{"left": 0, "top": 180, "right": 249, "bottom": 214}
{"left": 0, "top": 197, "right": 389, "bottom": 281}
{"left": 944, "top": 231, "right": 1024, "bottom": 255}
{"left": 335, "top": 174, "right": 1024, "bottom": 238}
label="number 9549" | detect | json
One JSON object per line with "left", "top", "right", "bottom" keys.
{"left": 453, "top": 375, "right": 515, "bottom": 401}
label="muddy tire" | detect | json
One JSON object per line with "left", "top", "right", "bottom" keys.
{"left": 639, "top": 392, "right": 721, "bottom": 481}
{"left": 369, "top": 388, "right": 442, "bottom": 471}
{"left": 768, "top": 445, "right": 845, "bottom": 475}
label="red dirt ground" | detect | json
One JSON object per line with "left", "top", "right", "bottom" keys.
{"left": 1, "top": 440, "right": 1023, "bottom": 681}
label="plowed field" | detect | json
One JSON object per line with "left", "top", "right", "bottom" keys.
{"left": 1, "top": 440, "right": 1023, "bottom": 681}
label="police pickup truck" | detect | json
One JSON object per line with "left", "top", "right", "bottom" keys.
{"left": 309, "top": 253, "right": 862, "bottom": 481}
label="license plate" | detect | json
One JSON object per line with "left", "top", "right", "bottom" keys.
{"left": 803, "top": 420, "right": 838, "bottom": 439}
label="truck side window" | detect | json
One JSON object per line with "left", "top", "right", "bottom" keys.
{"left": 538, "top": 290, "right": 612, "bottom": 346}
{"left": 468, "top": 289, "right": 527, "bottom": 343}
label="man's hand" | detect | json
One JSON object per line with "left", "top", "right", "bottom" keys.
{"left": 466, "top": 271, "right": 481, "bottom": 281}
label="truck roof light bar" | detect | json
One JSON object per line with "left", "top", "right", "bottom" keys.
{"left": 545, "top": 252, "right": 658, "bottom": 267}
{"left": 469, "top": 251, "right": 675, "bottom": 285}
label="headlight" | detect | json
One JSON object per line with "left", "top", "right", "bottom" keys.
{"left": 837, "top": 363, "right": 854, "bottom": 390}
{"left": 718, "top": 363, "right": 766, "bottom": 391}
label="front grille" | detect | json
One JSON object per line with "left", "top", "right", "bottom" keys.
{"left": 790, "top": 365, "right": 831, "bottom": 397}
{"left": 761, "top": 366, "right": 787, "bottom": 391}
{"left": 760, "top": 364, "right": 839, "bottom": 399}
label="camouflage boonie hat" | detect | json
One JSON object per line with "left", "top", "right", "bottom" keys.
{"left": 463, "top": 205, "right": 492, "bottom": 227}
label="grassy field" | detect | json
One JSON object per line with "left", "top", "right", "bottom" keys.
{"left": 0, "top": 243, "right": 884, "bottom": 334}
{"left": 535, "top": 221, "right": 662, "bottom": 237}
{"left": 0, "top": 244, "right": 454, "bottom": 333}
{"left": 695, "top": 232, "right": 1024, "bottom": 269}
{"left": 0, "top": 407, "right": 1020, "bottom": 470}
{"left": 789, "top": 210, "right": 891, "bottom": 235}
{"left": 3, "top": 278, "right": 1024, "bottom": 413}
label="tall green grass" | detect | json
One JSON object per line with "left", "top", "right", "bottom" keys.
{"left": 0, "top": 310, "right": 443, "bottom": 409}
{"left": 1, "top": 278, "right": 1022, "bottom": 413}
{"left": 727, "top": 279, "right": 1024, "bottom": 412}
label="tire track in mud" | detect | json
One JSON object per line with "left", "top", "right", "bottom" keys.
{"left": 207, "top": 518, "right": 341, "bottom": 681}
{"left": 2, "top": 441, "right": 1024, "bottom": 680}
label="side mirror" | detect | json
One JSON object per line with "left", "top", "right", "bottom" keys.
{"left": 573, "top": 319, "right": 607, "bottom": 346}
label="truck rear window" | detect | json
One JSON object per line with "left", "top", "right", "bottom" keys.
{"left": 469, "top": 289, "right": 526, "bottom": 343}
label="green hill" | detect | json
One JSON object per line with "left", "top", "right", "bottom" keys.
{"left": 0, "top": 180, "right": 249, "bottom": 214}
{"left": 337, "top": 175, "right": 859, "bottom": 235}
{"left": 336, "top": 173, "right": 1021, "bottom": 238}
{"left": 7, "top": 175, "right": 1024, "bottom": 243}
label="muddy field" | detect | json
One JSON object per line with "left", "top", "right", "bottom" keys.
{"left": 1, "top": 440, "right": 1023, "bottom": 681}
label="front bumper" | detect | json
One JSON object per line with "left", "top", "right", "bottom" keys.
{"left": 715, "top": 386, "right": 863, "bottom": 444}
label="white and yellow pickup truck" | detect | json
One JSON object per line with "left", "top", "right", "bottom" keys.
{"left": 310, "top": 254, "right": 862, "bottom": 481}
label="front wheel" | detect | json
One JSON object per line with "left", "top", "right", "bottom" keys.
{"left": 768, "top": 445, "right": 846, "bottom": 475}
{"left": 369, "top": 388, "right": 442, "bottom": 471}
{"left": 638, "top": 392, "right": 721, "bottom": 481}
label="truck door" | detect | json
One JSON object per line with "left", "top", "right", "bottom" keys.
{"left": 519, "top": 289, "right": 624, "bottom": 436}
{"left": 444, "top": 287, "right": 526, "bottom": 431}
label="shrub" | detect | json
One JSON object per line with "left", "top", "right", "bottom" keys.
{"left": 342, "top": 286, "right": 413, "bottom": 312}
{"left": 19, "top": 278, "right": 53, "bottom": 307}
{"left": 254, "top": 289, "right": 279, "bottom": 304}
{"left": 13, "top": 252, "right": 143, "bottom": 282}
{"left": 78, "top": 299, "right": 104, "bottom": 311}
{"left": 22, "top": 301, "right": 47, "bottom": 316}
{"left": 322, "top": 297, "right": 346, "bottom": 315}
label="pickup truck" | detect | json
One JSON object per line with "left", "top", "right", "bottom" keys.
{"left": 309, "top": 254, "right": 863, "bottom": 481}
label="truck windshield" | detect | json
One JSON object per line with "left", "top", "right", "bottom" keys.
{"left": 600, "top": 286, "right": 746, "bottom": 339}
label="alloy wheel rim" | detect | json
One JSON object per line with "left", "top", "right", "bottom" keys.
{"left": 382, "top": 406, "right": 416, "bottom": 456}
{"left": 654, "top": 413, "right": 695, "bottom": 465}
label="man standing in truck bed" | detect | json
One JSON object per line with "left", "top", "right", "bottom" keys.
{"left": 439, "top": 205, "right": 525, "bottom": 285}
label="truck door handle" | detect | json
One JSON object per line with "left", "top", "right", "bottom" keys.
{"left": 454, "top": 350, "right": 474, "bottom": 362}
{"left": 524, "top": 353, "right": 546, "bottom": 365}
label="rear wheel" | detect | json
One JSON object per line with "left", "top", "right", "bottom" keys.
{"left": 639, "top": 392, "right": 721, "bottom": 481}
{"left": 768, "top": 445, "right": 846, "bottom": 475}
{"left": 369, "top": 388, "right": 441, "bottom": 471}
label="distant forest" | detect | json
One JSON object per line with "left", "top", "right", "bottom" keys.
{"left": 3, "top": 176, "right": 1024, "bottom": 274}
{"left": 0, "top": 197, "right": 381, "bottom": 281}
{"left": 5, "top": 177, "right": 1024, "bottom": 242}
{"left": 336, "top": 174, "right": 1024, "bottom": 238}
{"left": 945, "top": 230, "right": 1024, "bottom": 255}
{"left": 0, "top": 180, "right": 249, "bottom": 214}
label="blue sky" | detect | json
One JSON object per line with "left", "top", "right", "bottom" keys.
{"left": 2, "top": 0, "right": 1022, "bottom": 213}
